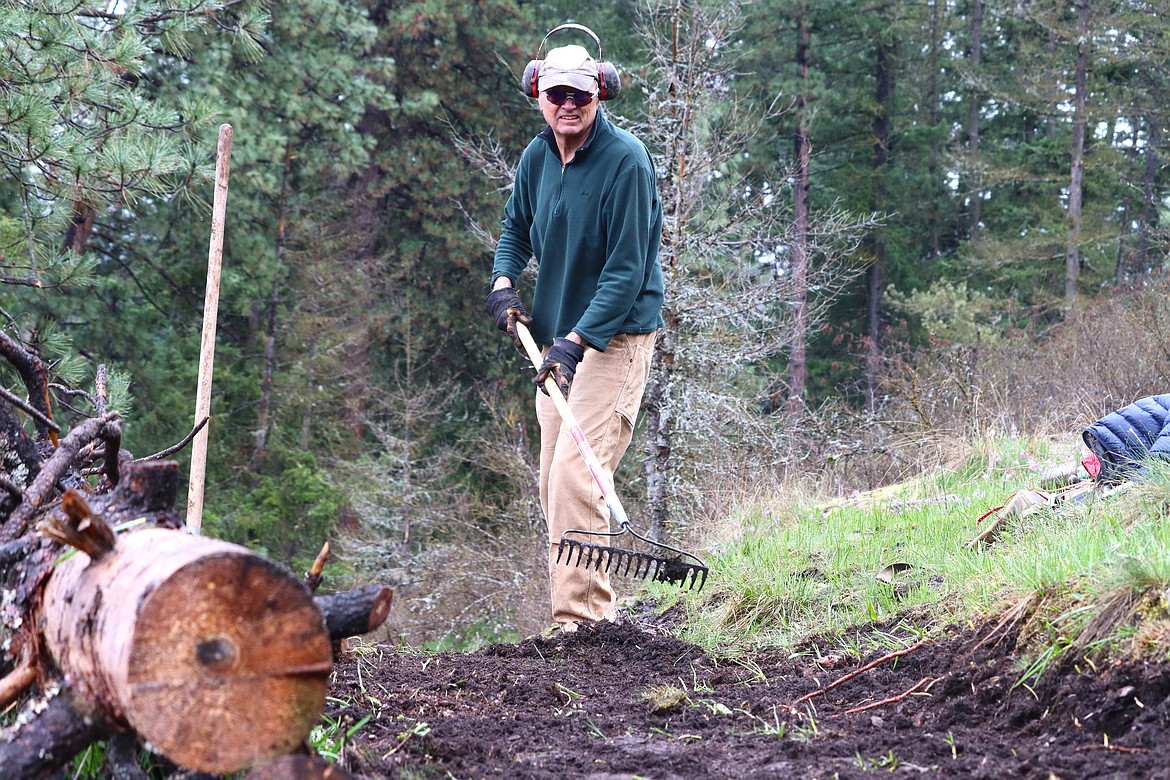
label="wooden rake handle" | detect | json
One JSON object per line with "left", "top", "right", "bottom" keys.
{"left": 514, "top": 321, "right": 631, "bottom": 530}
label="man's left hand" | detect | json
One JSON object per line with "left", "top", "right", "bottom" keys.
{"left": 535, "top": 338, "right": 585, "bottom": 398}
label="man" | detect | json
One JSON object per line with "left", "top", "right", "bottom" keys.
{"left": 485, "top": 38, "right": 664, "bottom": 632}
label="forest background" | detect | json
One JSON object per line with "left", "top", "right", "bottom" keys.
{"left": 3, "top": 0, "right": 1169, "bottom": 647}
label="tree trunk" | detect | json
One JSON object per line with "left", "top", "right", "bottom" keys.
{"left": 1135, "top": 91, "right": 1162, "bottom": 278}
{"left": 866, "top": 9, "right": 895, "bottom": 411}
{"left": 645, "top": 318, "right": 674, "bottom": 543}
{"left": 252, "top": 140, "right": 295, "bottom": 471}
{"left": 1064, "top": 0, "right": 1089, "bottom": 305}
{"left": 967, "top": 0, "right": 983, "bottom": 241}
{"left": 39, "top": 526, "right": 333, "bottom": 774}
{"left": 787, "top": 1, "right": 812, "bottom": 410}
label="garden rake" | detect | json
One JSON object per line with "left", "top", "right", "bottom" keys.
{"left": 515, "top": 322, "right": 708, "bottom": 591}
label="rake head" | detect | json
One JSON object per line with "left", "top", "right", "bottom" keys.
{"left": 555, "top": 537, "right": 708, "bottom": 591}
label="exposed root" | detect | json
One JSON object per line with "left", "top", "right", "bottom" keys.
{"left": 837, "top": 675, "right": 939, "bottom": 716}
{"left": 791, "top": 639, "right": 927, "bottom": 708}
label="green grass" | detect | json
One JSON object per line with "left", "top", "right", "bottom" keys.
{"left": 652, "top": 437, "right": 1170, "bottom": 682}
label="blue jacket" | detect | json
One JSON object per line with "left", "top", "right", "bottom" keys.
{"left": 1082, "top": 394, "right": 1170, "bottom": 482}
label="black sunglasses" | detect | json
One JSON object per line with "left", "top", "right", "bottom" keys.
{"left": 544, "top": 88, "right": 596, "bottom": 106}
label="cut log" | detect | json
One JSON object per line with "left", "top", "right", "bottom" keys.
{"left": 316, "top": 584, "right": 394, "bottom": 642}
{"left": 38, "top": 527, "right": 333, "bottom": 774}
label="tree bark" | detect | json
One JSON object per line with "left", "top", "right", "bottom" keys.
{"left": 316, "top": 584, "right": 394, "bottom": 642}
{"left": 786, "top": 1, "right": 812, "bottom": 410}
{"left": 865, "top": 6, "right": 896, "bottom": 411}
{"left": 967, "top": 0, "right": 984, "bottom": 241}
{"left": 1064, "top": 0, "right": 1089, "bottom": 305}
{"left": 0, "top": 689, "right": 111, "bottom": 779}
{"left": 252, "top": 140, "right": 295, "bottom": 472}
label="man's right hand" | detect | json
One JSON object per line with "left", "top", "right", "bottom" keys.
{"left": 484, "top": 287, "right": 533, "bottom": 351}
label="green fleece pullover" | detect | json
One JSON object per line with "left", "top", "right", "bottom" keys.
{"left": 492, "top": 112, "right": 664, "bottom": 351}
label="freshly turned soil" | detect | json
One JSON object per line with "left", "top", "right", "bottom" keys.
{"left": 325, "top": 613, "right": 1170, "bottom": 779}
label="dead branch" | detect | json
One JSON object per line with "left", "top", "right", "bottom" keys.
{"left": 316, "top": 584, "right": 394, "bottom": 642}
{"left": 0, "top": 535, "right": 32, "bottom": 567}
{"left": 0, "top": 330, "right": 56, "bottom": 444}
{"left": 305, "top": 541, "right": 330, "bottom": 593}
{"left": 104, "top": 733, "right": 150, "bottom": 780}
{"left": 0, "top": 474, "right": 22, "bottom": 499}
{"left": 0, "top": 688, "right": 112, "bottom": 779}
{"left": 138, "top": 416, "right": 209, "bottom": 461}
{"left": 0, "top": 383, "right": 59, "bottom": 434}
{"left": 791, "top": 639, "right": 927, "bottom": 707}
{"left": 0, "top": 632, "right": 37, "bottom": 712}
{"left": 95, "top": 363, "right": 108, "bottom": 415}
{"left": 36, "top": 489, "right": 117, "bottom": 561}
{"left": 0, "top": 411, "right": 120, "bottom": 542}
{"left": 38, "top": 526, "right": 333, "bottom": 774}
{"left": 837, "top": 676, "right": 938, "bottom": 716}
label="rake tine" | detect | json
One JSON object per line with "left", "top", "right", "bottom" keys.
{"left": 555, "top": 537, "right": 710, "bottom": 592}
{"left": 565, "top": 540, "right": 582, "bottom": 567}
{"left": 636, "top": 555, "right": 650, "bottom": 580}
{"left": 636, "top": 554, "right": 651, "bottom": 580}
{"left": 618, "top": 551, "right": 631, "bottom": 576}
{"left": 628, "top": 553, "right": 641, "bottom": 579}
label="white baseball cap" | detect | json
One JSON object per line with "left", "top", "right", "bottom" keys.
{"left": 538, "top": 45, "right": 599, "bottom": 93}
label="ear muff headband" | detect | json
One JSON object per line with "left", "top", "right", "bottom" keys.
{"left": 520, "top": 23, "right": 622, "bottom": 101}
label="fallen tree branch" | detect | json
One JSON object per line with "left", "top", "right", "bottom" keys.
{"left": 0, "top": 383, "right": 59, "bottom": 434}
{"left": 138, "top": 416, "right": 209, "bottom": 461}
{"left": 39, "top": 526, "right": 333, "bottom": 774}
{"left": 316, "top": 584, "right": 394, "bottom": 643}
{"left": 791, "top": 639, "right": 927, "bottom": 707}
{"left": 0, "top": 633, "right": 37, "bottom": 712}
{"left": 0, "top": 688, "right": 112, "bottom": 779}
{"left": 0, "top": 535, "right": 31, "bottom": 568}
{"left": 0, "top": 411, "right": 120, "bottom": 542}
{"left": 837, "top": 676, "right": 938, "bottom": 716}
{"left": 0, "top": 330, "right": 56, "bottom": 445}
{"left": 305, "top": 541, "right": 330, "bottom": 594}
{"left": 104, "top": 733, "right": 150, "bottom": 780}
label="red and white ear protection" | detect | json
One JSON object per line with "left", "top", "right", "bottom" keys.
{"left": 520, "top": 23, "right": 622, "bottom": 101}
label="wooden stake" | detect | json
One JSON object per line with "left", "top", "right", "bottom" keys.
{"left": 187, "top": 124, "right": 233, "bottom": 534}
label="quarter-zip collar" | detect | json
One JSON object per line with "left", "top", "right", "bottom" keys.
{"left": 539, "top": 111, "right": 603, "bottom": 165}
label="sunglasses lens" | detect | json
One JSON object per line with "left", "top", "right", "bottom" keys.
{"left": 546, "top": 89, "right": 594, "bottom": 106}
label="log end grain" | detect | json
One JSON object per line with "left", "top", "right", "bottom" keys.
{"left": 125, "top": 552, "right": 332, "bottom": 774}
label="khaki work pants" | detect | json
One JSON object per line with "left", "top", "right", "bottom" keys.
{"left": 536, "top": 331, "right": 656, "bottom": 628}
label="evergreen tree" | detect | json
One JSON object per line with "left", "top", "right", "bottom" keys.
{"left": 0, "top": 1, "right": 265, "bottom": 438}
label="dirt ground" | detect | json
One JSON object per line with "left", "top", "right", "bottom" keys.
{"left": 322, "top": 607, "right": 1170, "bottom": 780}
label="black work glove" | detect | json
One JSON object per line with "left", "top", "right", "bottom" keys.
{"left": 484, "top": 287, "right": 533, "bottom": 351}
{"left": 535, "top": 338, "right": 585, "bottom": 398}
